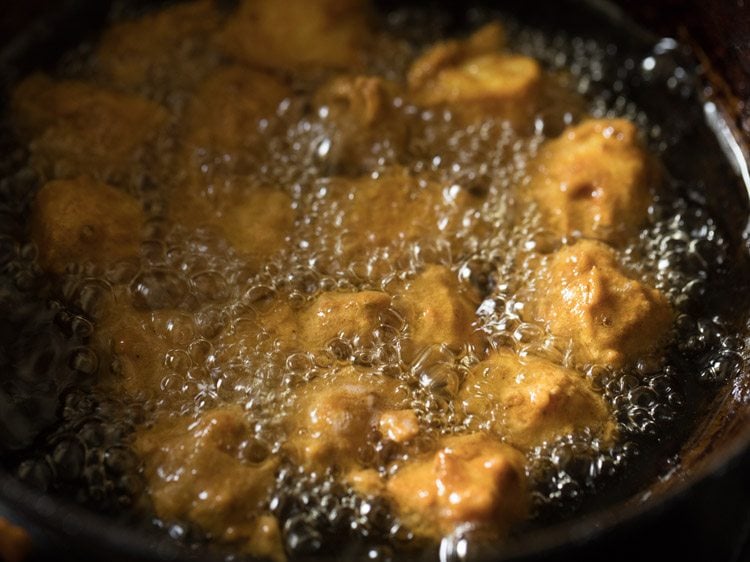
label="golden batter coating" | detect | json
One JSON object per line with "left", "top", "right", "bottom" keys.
{"left": 217, "top": 0, "right": 372, "bottom": 73}
{"left": 313, "top": 75, "right": 408, "bottom": 174}
{"left": 314, "top": 168, "right": 483, "bottom": 267}
{"left": 136, "top": 408, "right": 285, "bottom": 562}
{"left": 394, "top": 265, "right": 483, "bottom": 358}
{"left": 298, "top": 290, "right": 392, "bottom": 349}
{"left": 386, "top": 433, "right": 527, "bottom": 539}
{"left": 95, "top": 0, "right": 221, "bottom": 94}
{"left": 528, "top": 118, "right": 656, "bottom": 244}
{"left": 30, "top": 177, "right": 144, "bottom": 274}
{"left": 408, "top": 23, "right": 540, "bottom": 126}
{"left": 227, "top": 289, "right": 392, "bottom": 355}
{"left": 287, "top": 366, "right": 407, "bottom": 469}
{"left": 461, "top": 350, "right": 615, "bottom": 449}
{"left": 183, "top": 64, "right": 291, "bottom": 159}
{"left": 171, "top": 182, "right": 295, "bottom": 270}
{"left": 533, "top": 239, "right": 673, "bottom": 368}
{"left": 12, "top": 75, "right": 167, "bottom": 181}
{"left": 94, "top": 300, "right": 199, "bottom": 396}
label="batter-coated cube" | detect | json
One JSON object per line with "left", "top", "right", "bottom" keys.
{"left": 136, "top": 408, "right": 284, "bottom": 561}
{"left": 286, "top": 366, "right": 407, "bottom": 469}
{"left": 460, "top": 350, "right": 614, "bottom": 449}
{"left": 533, "top": 239, "right": 673, "bottom": 368}
{"left": 312, "top": 75, "right": 408, "bottom": 174}
{"left": 394, "top": 265, "right": 483, "bottom": 358}
{"left": 12, "top": 75, "right": 167, "bottom": 181}
{"left": 528, "top": 118, "right": 656, "bottom": 244}
{"left": 408, "top": 22, "right": 540, "bottom": 127}
{"left": 217, "top": 0, "right": 371, "bottom": 72}
{"left": 385, "top": 433, "right": 527, "bottom": 539}
{"left": 30, "top": 177, "right": 144, "bottom": 273}
{"left": 95, "top": 0, "right": 221, "bottom": 95}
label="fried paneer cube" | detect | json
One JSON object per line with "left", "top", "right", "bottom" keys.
{"left": 386, "top": 433, "right": 527, "bottom": 539}
{"left": 460, "top": 350, "right": 614, "bottom": 449}
{"left": 30, "top": 177, "right": 144, "bottom": 273}
{"left": 95, "top": 0, "right": 221, "bottom": 94}
{"left": 298, "top": 290, "right": 392, "bottom": 349}
{"left": 313, "top": 75, "right": 408, "bottom": 174}
{"left": 217, "top": 0, "right": 371, "bottom": 72}
{"left": 12, "top": 75, "right": 167, "bottom": 180}
{"left": 171, "top": 182, "right": 295, "bottom": 270}
{"left": 183, "top": 65, "right": 291, "bottom": 158}
{"left": 227, "top": 289, "right": 392, "bottom": 354}
{"left": 394, "top": 265, "right": 483, "bottom": 358}
{"left": 408, "top": 22, "right": 541, "bottom": 126}
{"left": 136, "top": 408, "right": 285, "bottom": 562}
{"left": 528, "top": 119, "right": 656, "bottom": 244}
{"left": 313, "top": 168, "right": 482, "bottom": 266}
{"left": 287, "top": 366, "right": 407, "bottom": 469}
{"left": 93, "top": 299, "right": 198, "bottom": 396}
{"left": 533, "top": 240, "right": 673, "bottom": 368}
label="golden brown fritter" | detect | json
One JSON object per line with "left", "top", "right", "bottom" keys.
{"left": 217, "top": 0, "right": 372, "bottom": 73}
{"left": 298, "top": 290, "right": 392, "bottom": 349}
{"left": 408, "top": 23, "right": 541, "bottom": 127}
{"left": 528, "top": 118, "right": 657, "bottom": 244}
{"left": 225, "top": 289, "right": 392, "bottom": 355}
{"left": 30, "top": 177, "right": 144, "bottom": 274}
{"left": 386, "top": 433, "right": 527, "bottom": 539}
{"left": 93, "top": 300, "right": 199, "bottom": 396}
{"left": 183, "top": 65, "right": 291, "bottom": 158}
{"left": 312, "top": 167, "right": 483, "bottom": 268}
{"left": 312, "top": 75, "right": 408, "bottom": 173}
{"left": 532, "top": 239, "right": 673, "bottom": 368}
{"left": 136, "top": 408, "right": 285, "bottom": 562}
{"left": 12, "top": 75, "right": 167, "bottom": 181}
{"left": 170, "top": 181, "right": 295, "bottom": 271}
{"left": 286, "top": 366, "right": 407, "bottom": 469}
{"left": 95, "top": 0, "right": 221, "bottom": 94}
{"left": 461, "top": 350, "right": 615, "bottom": 449}
{"left": 394, "top": 265, "right": 483, "bottom": 358}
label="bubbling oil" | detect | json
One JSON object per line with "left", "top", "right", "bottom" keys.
{"left": 0, "top": 2, "right": 747, "bottom": 561}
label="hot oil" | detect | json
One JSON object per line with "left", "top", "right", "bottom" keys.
{"left": 0, "top": 1, "right": 747, "bottom": 561}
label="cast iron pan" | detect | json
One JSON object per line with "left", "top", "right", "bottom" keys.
{"left": 1, "top": 1, "right": 749, "bottom": 561}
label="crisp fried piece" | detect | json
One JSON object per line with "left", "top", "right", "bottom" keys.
{"left": 93, "top": 298, "right": 198, "bottom": 396}
{"left": 287, "top": 366, "right": 407, "bottom": 469}
{"left": 217, "top": 0, "right": 371, "bottom": 72}
{"left": 136, "top": 408, "right": 285, "bottom": 562}
{"left": 12, "top": 75, "right": 167, "bottom": 180}
{"left": 30, "top": 177, "right": 144, "bottom": 273}
{"left": 528, "top": 119, "right": 656, "bottom": 244}
{"left": 314, "top": 168, "right": 482, "bottom": 266}
{"left": 394, "top": 265, "right": 483, "bottom": 359}
{"left": 171, "top": 182, "right": 294, "bottom": 270}
{"left": 461, "top": 350, "right": 614, "bottom": 449}
{"left": 312, "top": 75, "right": 408, "bottom": 173}
{"left": 95, "top": 0, "right": 221, "bottom": 94}
{"left": 408, "top": 22, "right": 540, "bottom": 126}
{"left": 386, "top": 434, "right": 527, "bottom": 539}
{"left": 226, "top": 289, "right": 392, "bottom": 355}
{"left": 183, "top": 65, "right": 291, "bottom": 156}
{"left": 533, "top": 239, "right": 673, "bottom": 368}
{"left": 298, "top": 290, "right": 392, "bottom": 349}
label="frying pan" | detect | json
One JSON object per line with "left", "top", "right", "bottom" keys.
{"left": 0, "top": 1, "right": 749, "bottom": 561}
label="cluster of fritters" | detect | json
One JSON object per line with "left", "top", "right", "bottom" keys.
{"left": 10, "top": 1, "right": 674, "bottom": 560}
